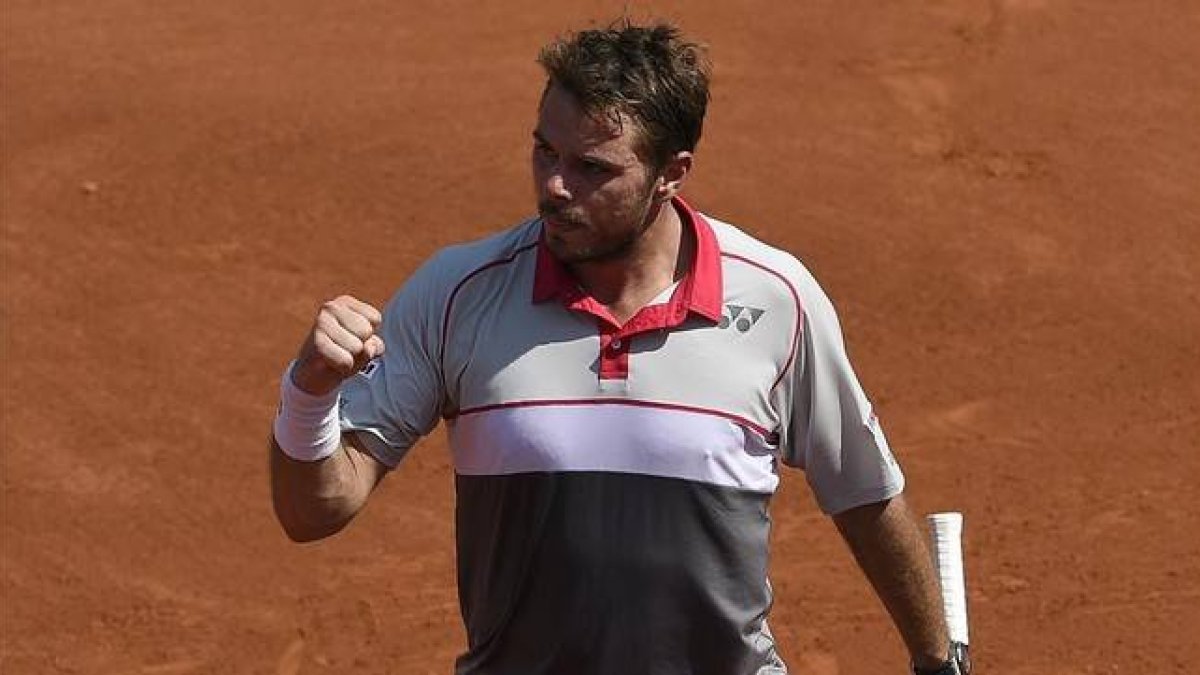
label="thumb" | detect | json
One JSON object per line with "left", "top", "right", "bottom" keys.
{"left": 363, "top": 334, "right": 386, "bottom": 361}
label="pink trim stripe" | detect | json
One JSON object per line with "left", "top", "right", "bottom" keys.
{"left": 720, "top": 252, "right": 805, "bottom": 392}
{"left": 452, "top": 398, "right": 777, "bottom": 441}
{"left": 439, "top": 241, "right": 539, "bottom": 372}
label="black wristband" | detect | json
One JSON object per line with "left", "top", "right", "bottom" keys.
{"left": 913, "top": 641, "right": 970, "bottom": 675}
{"left": 912, "top": 660, "right": 958, "bottom": 675}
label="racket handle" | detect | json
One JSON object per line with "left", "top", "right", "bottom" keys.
{"left": 926, "top": 512, "right": 969, "bottom": 646}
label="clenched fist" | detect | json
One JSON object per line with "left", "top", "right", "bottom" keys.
{"left": 291, "top": 295, "right": 386, "bottom": 396}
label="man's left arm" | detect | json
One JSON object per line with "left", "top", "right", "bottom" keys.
{"left": 832, "top": 493, "right": 956, "bottom": 672}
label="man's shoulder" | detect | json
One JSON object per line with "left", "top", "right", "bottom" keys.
{"left": 702, "top": 213, "right": 814, "bottom": 287}
{"left": 409, "top": 217, "right": 541, "bottom": 289}
{"left": 381, "top": 218, "right": 540, "bottom": 318}
{"left": 432, "top": 217, "right": 542, "bottom": 273}
{"left": 701, "top": 212, "right": 843, "bottom": 323}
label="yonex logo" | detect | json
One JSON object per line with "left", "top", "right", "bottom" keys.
{"left": 719, "top": 304, "right": 765, "bottom": 333}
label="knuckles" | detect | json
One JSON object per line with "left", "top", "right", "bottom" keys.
{"left": 318, "top": 297, "right": 381, "bottom": 336}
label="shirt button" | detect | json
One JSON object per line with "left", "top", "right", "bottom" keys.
{"left": 611, "top": 338, "right": 623, "bottom": 350}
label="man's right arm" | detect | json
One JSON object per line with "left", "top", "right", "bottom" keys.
{"left": 269, "top": 433, "right": 387, "bottom": 542}
{"left": 269, "top": 295, "right": 389, "bottom": 542}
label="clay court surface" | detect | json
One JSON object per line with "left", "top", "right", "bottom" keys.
{"left": 4, "top": 1, "right": 1198, "bottom": 673}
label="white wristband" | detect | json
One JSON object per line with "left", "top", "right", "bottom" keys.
{"left": 273, "top": 361, "right": 342, "bottom": 461}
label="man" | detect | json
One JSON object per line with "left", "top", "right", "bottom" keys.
{"left": 271, "top": 20, "right": 970, "bottom": 675}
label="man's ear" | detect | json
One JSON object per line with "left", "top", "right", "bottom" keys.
{"left": 656, "top": 151, "right": 694, "bottom": 201}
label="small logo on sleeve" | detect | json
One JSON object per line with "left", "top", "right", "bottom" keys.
{"left": 719, "top": 304, "right": 766, "bottom": 333}
{"left": 359, "top": 359, "right": 381, "bottom": 379}
{"left": 867, "top": 410, "right": 899, "bottom": 469}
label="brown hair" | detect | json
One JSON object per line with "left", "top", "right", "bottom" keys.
{"left": 537, "top": 19, "right": 712, "bottom": 168}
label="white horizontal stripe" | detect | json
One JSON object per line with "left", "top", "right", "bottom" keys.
{"left": 448, "top": 404, "right": 780, "bottom": 493}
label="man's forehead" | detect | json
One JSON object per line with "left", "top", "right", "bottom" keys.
{"left": 536, "top": 85, "right": 642, "bottom": 155}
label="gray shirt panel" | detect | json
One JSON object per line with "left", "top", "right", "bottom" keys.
{"left": 453, "top": 471, "right": 784, "bottom": 675}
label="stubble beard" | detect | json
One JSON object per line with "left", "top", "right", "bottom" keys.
{"left": 540, "top": 189, "right": 661, "bottom": 265}
{"left": 545, "top": 219, "right": 644, "bottom": 264}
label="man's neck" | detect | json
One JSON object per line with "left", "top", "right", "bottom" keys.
{"left": 569, "top": 200, "right": 695, "bottom": 325}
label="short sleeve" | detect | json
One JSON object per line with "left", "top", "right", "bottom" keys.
{"left": 779, "top": 276, "right": 904, "bottom": 514}
{"left": 338, "top": 261, "right": 447, "bottom": 468}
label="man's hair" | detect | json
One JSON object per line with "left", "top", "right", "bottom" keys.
{"left": 537, "top": 20, "right": 711, "bottom": 168}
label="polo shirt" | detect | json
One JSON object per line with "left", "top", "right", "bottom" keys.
{"left": 338, "top": 197, "right": 904, "bottom": 675}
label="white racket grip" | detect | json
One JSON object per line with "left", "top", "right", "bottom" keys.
{"left": 927, "top": 512, "right": 969, "bottom": 646}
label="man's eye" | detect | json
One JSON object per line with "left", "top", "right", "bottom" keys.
{"left": 581, "top": 160, "right": 609, "bottom": 174}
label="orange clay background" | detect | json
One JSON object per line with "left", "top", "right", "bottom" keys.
{"left": 4, "top": 1, "right": 1199, "bottom": 673}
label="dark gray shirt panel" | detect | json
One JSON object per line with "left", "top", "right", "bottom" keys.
{"left": 453, "top": 471, "right": 783, "bottom": 675}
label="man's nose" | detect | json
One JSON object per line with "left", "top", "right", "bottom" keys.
{"left": 544, "top": 172, "right": 571, "bottom": 202}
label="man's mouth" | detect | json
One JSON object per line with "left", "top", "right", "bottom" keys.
{"left": 541, "top": 212, "right": 585, "bottom": 231}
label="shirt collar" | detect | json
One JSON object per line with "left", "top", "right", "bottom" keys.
{"left": 531, "top": 196, "right": 723, "bottom": 324}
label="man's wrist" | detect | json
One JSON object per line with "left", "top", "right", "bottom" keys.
{"left": 273, "top": 361, "right": 343, "bottom": 462}
{"left": 290, "top": 357, "right": 343, "bottom": 397}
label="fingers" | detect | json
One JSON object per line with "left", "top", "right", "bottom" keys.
{"left": 340, "top": 296, "right": 383, "bottom": 328}
{"left": 363, "top": 334, "right": 386, "bottom": 360}
{"left": 316, "top": 306, "right": 371, "bottom": 355}
{"left": 292, "top": 295, "right": 386, "bottom": 395}
{"left": 316, "top": 295, "right": 386, "bottom": 367}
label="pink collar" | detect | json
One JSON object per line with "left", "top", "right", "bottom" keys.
{"left": 532, "top": 197, "right": 723, "bottom": 331}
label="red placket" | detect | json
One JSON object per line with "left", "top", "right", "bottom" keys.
{"left": 591, "top": 284, "right": 698, "bottom": 380}
{"left": 597, "top": 322, "right": 631, "bottom": 380}
{"left": 541, "top": 294, "right": 636, "bottom": 380}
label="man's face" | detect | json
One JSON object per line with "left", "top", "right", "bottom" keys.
{"left": 532, "top": 84, "right": 663, "bottom": 264}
